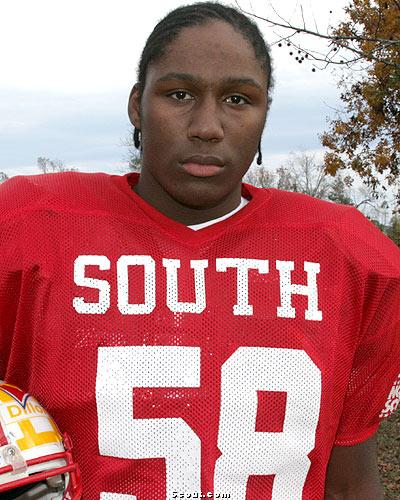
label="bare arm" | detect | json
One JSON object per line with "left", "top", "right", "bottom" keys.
{"left": 325, "top": 434, "right": 384, "bottom": 499}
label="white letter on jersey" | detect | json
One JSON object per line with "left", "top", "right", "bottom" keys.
{"left": 73, "top": 255, "right": 111, "bottom": 314}
{"left": 96, "top": 346, "right": 201, "bottom": 498}
{"left": 215, "top": 347, "right": 321, "bottom": 500}
{"left": 163, "top": 259, "right": 208, "bottom": 314}
{"left": 276, "top": 261, "right": 322, "bottom": 321}
{"left": 216, "top": 259, "right": 269, "bottom": 315}
{"left": 117, "top": 255, "right": 155, "bottom": 315}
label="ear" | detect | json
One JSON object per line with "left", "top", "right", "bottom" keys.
{"left": 127, "top": 83, "right": 141, "bottom": 129}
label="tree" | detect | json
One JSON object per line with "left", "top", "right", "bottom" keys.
{"left": 121, "top": 134, "right": 141, "bottom": 172}
{"left": 352, "top": 185, "right": 393, "bottom": 224}
{"left": 328, "top": 175, "right": 354, "bottom": 205}
{"left": 276, "top": 165, "right": 298, "bottom": 191}
{"left": 37, "top": 157, "right": 77, "bottom": 174}
{"left": 128, "top": 153, "right": 141, "bottom": 172}
{"left": 245, "top": 152, "right": 340, "bottom": 198}
{"left": 244, "top": 165, "right": 275, "bottom": 188}
{"left": 321, "top": 1, "right": 399, "bottom": 204}
{"left": 0, "top": 172, "right": 9, "bottom": 183}
{"left": 286, "top": 153, "right": 333, "bottom": 198}
{"left": 386, "top": 213, "right": 400, "bottom": 245}
{"left": 236, "top": 1, "right": 400, "bottom": 70}
{"left": 238, "top": 1, "right": 400, "bottom": 204}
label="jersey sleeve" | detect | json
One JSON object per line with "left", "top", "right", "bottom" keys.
{"left": 0, "top": 176, "right": 40, "bottom": 378}
{"left": 0, "top": 228, "right": 20, "bottom": 379}
{"left": 334, "top": 207, "right": 400, "bottom": 446}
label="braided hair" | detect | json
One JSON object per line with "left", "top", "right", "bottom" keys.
{"left": 133, "top": 1, "right": 273, "bottom": 165}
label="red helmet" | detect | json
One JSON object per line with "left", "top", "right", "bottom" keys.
{"left": 0, "top": 381, "right": 81, "bottom": 499}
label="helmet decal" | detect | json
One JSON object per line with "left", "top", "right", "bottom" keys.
{"left": 0, "top": 383, "right": 30, "bottom": 409}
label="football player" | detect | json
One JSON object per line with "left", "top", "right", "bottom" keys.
{"left": 0, "top": 2, "right": 399, "bottom": 499}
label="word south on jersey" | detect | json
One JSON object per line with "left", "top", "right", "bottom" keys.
{"left": 73, "top": 255, "right": 322, "bottom": 321}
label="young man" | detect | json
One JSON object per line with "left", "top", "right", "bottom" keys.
{"left": 0, "top": 3, "right": 399, "bottom": 499}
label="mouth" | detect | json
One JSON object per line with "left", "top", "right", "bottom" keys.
{"left": 181, "top": 155, "right": 225, "bottom": 178}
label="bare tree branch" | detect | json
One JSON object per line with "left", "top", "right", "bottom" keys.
{"left": 235, "top": 2, "right": 400, "bottom": 69}
{"left": 300, "top": 5, "right": 306, "bottom": 30}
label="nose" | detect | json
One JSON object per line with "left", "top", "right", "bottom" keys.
{"left": 187, "top": 96, "right": 224, "bottom": 142}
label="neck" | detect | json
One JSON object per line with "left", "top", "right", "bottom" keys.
{"left": 133, "top": 171, "right": 243, "bottom": 225}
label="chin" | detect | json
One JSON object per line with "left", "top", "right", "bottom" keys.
{"left": 172, "top": 183, "right": 229, "bottom": 210}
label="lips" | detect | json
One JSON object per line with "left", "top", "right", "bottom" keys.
{"left": 181, "top": 155, "right": 225, "bottom": 178}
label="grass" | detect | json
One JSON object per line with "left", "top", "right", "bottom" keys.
{"left": 377, "top": 411, "right": 400, "bottom": 499}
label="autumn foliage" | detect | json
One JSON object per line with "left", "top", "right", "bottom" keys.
{"left": 321, "top": 0, "right": 400, "bottom": 203}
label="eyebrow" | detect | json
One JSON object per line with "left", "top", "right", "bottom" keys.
{"left": 156, "top": 72, "right": 263, "bottom": 90}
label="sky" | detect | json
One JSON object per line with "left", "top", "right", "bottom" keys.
{"left": 0, "top": 0, "right": 349, "bottom": 178}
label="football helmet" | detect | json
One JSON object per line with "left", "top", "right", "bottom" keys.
{"left": 0, "top": 381, "right": 81, "bottom": 499}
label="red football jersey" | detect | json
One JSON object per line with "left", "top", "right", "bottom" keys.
{"left": 0, "top": 171, "right": 399, "bottom": 500}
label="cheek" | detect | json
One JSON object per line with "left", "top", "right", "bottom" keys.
{"left": 234, "top": 118, "right": 264, "bottom": 153}
{"left": 232, "top": 106, "right": 266, "bottom": 137}
{"left": 140, "top": 106, "right": 183, "bottom": 170}
{"left": 247, "top": 108, "right": 267, "bottom": 135}
{"left": 143, "top": 101, "right": 184, "bottom": 139}
{"left": 142, "top": 112, "right": 164, "bottom": 140}
{"left": 145, "top": 124, "right": 188, "bottom": 173}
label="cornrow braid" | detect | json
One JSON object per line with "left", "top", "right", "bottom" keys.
{"left": 133, "top": 127, "right": 140, "bottom": 149}
{"left": 137, "top": 2, "right": 274, "bottom": 99}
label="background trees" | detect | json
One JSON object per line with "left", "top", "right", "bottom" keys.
{"left": 238, "top": 0, "right": 400, "bottom": 203}
{"left": 321, "top": 0, "right": 400, "bottom": 200}
{"left": 244, "top": 151, "right": 398, "bottom": 244}
{"left": 37, "top": 157, "right": 77, "bottom": 174}
{"left": 0, "top": 172, "right": 8, "bottom": 183}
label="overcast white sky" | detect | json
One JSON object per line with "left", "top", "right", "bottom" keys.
{"left": 0, "top": 0, "right": 349, "bottom": 177}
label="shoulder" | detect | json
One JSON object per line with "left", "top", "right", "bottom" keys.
{"left": 0, "top": 172, "right": 117, "bottom": 219}
{"left": 0, "top": 171, "right": 112, "bottom": 199}
{"left": 246, "top": 184, "right": 400, "bottom": 277}
{"left": 248, "top": 184, "right": 353, "bottom": 222}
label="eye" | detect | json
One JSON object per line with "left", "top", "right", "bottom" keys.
{"left": 168, "top": 91, "right": 193, "bottom": 101}
{"left": 225, "top": 95, "right": 249, "bottom": 105}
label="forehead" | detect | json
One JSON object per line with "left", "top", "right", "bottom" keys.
{"left": 146, "top": 20, "right": 267, "bottom": 88}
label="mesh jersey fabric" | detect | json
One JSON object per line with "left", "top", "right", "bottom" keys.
{"left": 0, "top": 171, "right": 399, "bottom": 500}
